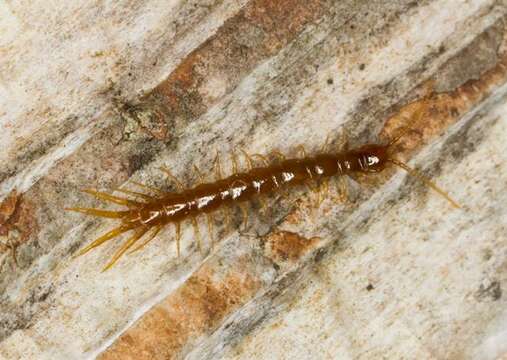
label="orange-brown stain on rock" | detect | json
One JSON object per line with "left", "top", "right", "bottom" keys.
{"left": 99, "top": 265, "right": 261, "bottom": 360}
{"left": 151, "top": 0, "right": 328, "bottom": 123}
{"left": 0, "top": 190, "right": 38, "bottom": 266}
{"left": 264, "top": 230, "right": 320, "bottom": 264}
{"left": 381, "top": 48, "right": 507, "bottom": 158}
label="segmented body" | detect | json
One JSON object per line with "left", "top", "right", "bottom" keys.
{"left": 68, "top": 140, "right": 458, "bottom": 271}
{"left": 130, "top": 151, "right": 375, "bottom": 228}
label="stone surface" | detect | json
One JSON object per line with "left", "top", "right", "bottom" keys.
{"left": 1, "top": 0, "right": 507, "bottom": 359}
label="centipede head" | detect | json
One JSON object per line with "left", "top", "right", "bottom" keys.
{"left": 351, "top": 143, "right": 390, "bottom": 173}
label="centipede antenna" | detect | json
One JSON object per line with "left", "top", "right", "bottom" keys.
{"left": 160, "top": 166, "right": 185, "bottom": 191}
{"left": 102, "top": 227, "right": 149, "bottom": 272}
{"left": 81, "top": 189, "right": 141, "bottom": 206}
{"left": 387, "top": 126, "right": 412, "bottom": 148}
{"left": 388, "top": 158, "right": 461, "bottom": 209}
{"left": 65, "top": 207, "right": 129, "bottom": 219}
{"left": 129, "top": 225, "right": 163, "bottom": 254}
{"left": 74, "top": 224, "right": 134, "bottom": 258}
{"left": 175, "top": 222, "right": 181, "bottom": 257}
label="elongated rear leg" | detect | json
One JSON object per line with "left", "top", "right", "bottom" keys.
{"left": 129, "top": 225, "right": 163, "bottom": 254}
{"left": 102, "top": 226, "right": 150, "bottom": 272}
{"left": 114, "top": 187, "right": 156, "bottom": 202}
{"left": 74, "top": 223, "right": 135, "bottom": 258}
{"left": 80, "top": 189, "right": 143, "bottom": 207}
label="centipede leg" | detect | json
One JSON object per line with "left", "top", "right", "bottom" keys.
{"left": 160, "top": 166, "right": 185, "bottom": 191}
{"left": 80, "top": 189, "right": 142, "bottom": 207}
{"left": 337, "top": 130, "right": 349, "bottom": 152}
{"left": 251, "top": 153, "right": 270, "bottom": 167}
{"left": 321, "top": 134, "right": 331, "bottom": 153}
{"left": 129, "top": 225, "right": 163, "bottom": 254}
{"left": 231, "top": 150, "right": 239, "bottom": 173}
{"left": 296, "top": 144, "right": 308, "bottom": 158}
{"left": 75, "top": 224, "right": 135, "bottom": 257}
{"left": 191, "top": 217, "right": 202, "bottom": 253}
{"left": 240, "top": 148, "right": 254, "bottom": 170}
{"left": 193, "top": 164, "right": 205, "bottom": 183}
{"left": 270, "top": 149, "right": 286, "bottom": 163}
{"left": 337, "top": 176, "right": 349, "bottom": 202}
{"left": 175, "top": 222, "right": 181, "bottom": 257}
{"left": 239, "top": 203, "right": 249, "bottom": 230}
{"left": 214, "top": 151, "right": 223, "bottom": 180}
{"left": 102, "top": 226, "right": 150, "bottom": 272}
{"left": 130, "top": 181, "right": 165, "bottom": 195}
{"left": 114, "top": 187, "right": 156, "bottom": 202}
{"left": 205, "top": 213, "right": 214, "bottom": 248}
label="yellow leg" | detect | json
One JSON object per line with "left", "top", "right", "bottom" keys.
{"left": 223, "top": 205, "right": 232, "bottom": 232}
{"left": 65, "top": 207, "right": 128, "bottom": 219}
{"left": 206, "top": 213, "right": 214, "bottom": 248}
{"left": 160, "top": 166, "right": 185, "bottom": 191}
{"left": 240, "top": 148, "right": 254, "bottom": 170}
{"left": 102, "top": 226, "right": 149, "bottom": 272}
{"left": 337, "top": 176, "right": 349, "bottom": 202}
{"left": 251, "top": 153, "right": 269, "bottom": 167}
{"left": 296, "top": 144, "right": 308, "bottom": 158}
{"left": 191, "top": 217, "right": 202, "bottom": 252}
{"left": 75, "top": 224, "right": 134, "bottom": 257}
{"left": 214, "top": 151, "right": 223, "bottom": 180}
{"left": 81, "top": 189, "right": 141, "bottom": 206}
{"left": 239, "top": 203, "right": 249, "bottom": 230}
{"left": 231, "top": 151, "right": 239, "bottom": 173}
{"left": 193, "top": 164, "right": 205, "bottom": 183}
{"left": 130, "top": 181, "right": 164, "bottom": 195}
{"left": 321, "top": 134, "right": 331, "bottom": 153}
{"left": 338, "top": 129, "right": 349, "bottom": 152}
{"left": 114, "top": 187, "right": 155, "bottom": 201}
{"left": 270, "top": 150, "right": 286, "bottom": 163}
{"left": 175, "top": 222, "right": 181, "bottom": 257}
{"left": 129, "top": 225, "right": 163, "bottom": 254}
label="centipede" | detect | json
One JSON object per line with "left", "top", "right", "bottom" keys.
{"left": 67, "top": 130, "right": 460, "bottom": 271}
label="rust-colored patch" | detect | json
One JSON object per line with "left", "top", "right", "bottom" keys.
{"left": 99, "top": 265, "right": 261, "bottom": 360}
{"left": 150, "top": 0, "right": 328, "bottom": 125}
{"left": 381, "top": 48, "right": 507, "bottom": 158}
{"left": 264, "top": 230, "right": 319, "bottom": 263}
{"left": 0, "top": 190, "right": 38, "bottom": 266}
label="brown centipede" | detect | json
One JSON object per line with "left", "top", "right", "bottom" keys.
{"left": 66, "top": 130, "right": 460, "bottom": 271}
